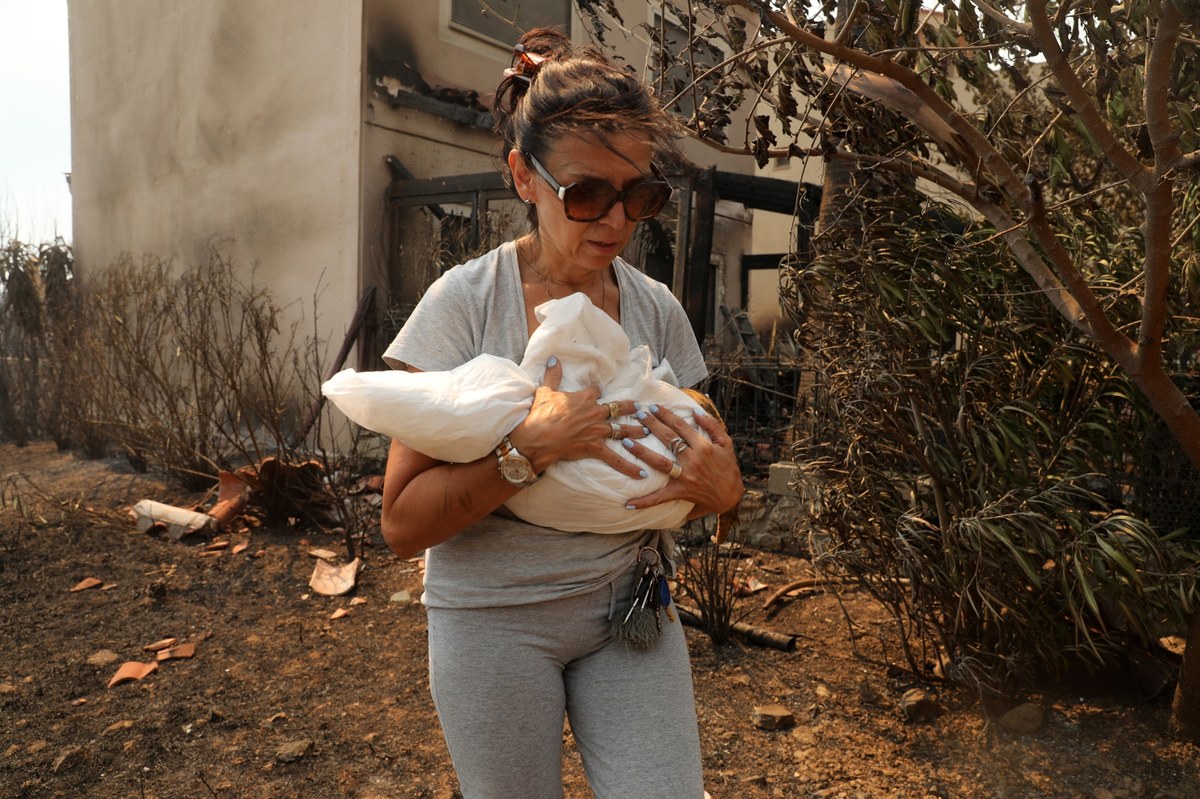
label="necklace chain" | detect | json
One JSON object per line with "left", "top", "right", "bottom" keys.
{"left": 523, "top": 244, "right": 608, "bottom": 311}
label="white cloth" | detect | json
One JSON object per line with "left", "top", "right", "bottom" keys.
{"left": 322, "top": 293, "right": 704, "bottom": 532}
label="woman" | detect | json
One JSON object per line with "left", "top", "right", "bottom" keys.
{"left": 380, "top": 28, "right": 744, "bottom": 799}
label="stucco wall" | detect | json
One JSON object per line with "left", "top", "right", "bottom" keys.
{"left": 67, "top": 0, "right": 364, "bottom": 357}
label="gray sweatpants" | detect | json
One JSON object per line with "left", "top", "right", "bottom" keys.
{"left": 426, "top": 578, "right": 705, "bottom": 799}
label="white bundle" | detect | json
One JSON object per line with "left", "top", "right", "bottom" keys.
{"left": 321, "top": 293, "right": 704, "bottom": 533}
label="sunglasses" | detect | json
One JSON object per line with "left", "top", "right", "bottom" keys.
{"left": 526, "top": 154, "right": 673, "bottom": 222}
{"left": 504, "top": 44, "right": 547, "bottom": 83}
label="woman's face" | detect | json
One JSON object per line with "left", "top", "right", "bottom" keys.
{"left": 511, "top": 133, "right": 655, "bottom": 276}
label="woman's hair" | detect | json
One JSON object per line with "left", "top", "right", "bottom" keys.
{"left": 492, "top": 27, "right": 681, "bottom": 229}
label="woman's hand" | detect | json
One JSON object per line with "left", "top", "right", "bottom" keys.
{"left": 507, "top": 357, "right": 649, "bottom": 479}
{"left": 620, "top": 402, "right": 744, "bottom": 516}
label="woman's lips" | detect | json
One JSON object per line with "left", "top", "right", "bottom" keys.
{"left": 590, "top": 240, "right": 620, "bottom": 253}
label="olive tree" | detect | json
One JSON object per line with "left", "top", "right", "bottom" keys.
{"left": 578, "top": 0, "right": 1200, "bottom": 736}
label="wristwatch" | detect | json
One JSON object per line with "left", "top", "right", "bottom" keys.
{"left": 494, "top": 435, "right": 539, "bottom": 487}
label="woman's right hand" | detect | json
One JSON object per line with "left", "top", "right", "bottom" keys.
{"left": 508, "top": 356, "right": 648, "bottom": 480}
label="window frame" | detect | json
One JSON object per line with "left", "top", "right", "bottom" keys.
{"left": 447, "top": 0, "right": 572, "bottom": 49}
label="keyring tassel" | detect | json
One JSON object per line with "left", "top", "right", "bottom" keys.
{"left": 610, "top": 604, "right": 661, "bottom": 650}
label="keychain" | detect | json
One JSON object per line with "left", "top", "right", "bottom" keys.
{"left": 610, "top": 546, "right": 675, "bottom": 650}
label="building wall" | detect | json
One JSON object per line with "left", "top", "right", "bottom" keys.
{"left": 360, "top": 0, "right": 508, "bottom": 314}
{"left": 67, "top": 0, "right": 365, "bottom": 353}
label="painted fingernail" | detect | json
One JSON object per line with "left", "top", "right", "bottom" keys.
{"left": 622, "top": 439, "right": 635, "bottom": 450}
{"left": 638, "top": 469, "right": 647, "bottom": 478}
{"left": 634, "top": 402, "right": 643, "bottom": 410}
{"left": 547, "top": 356, "right": 558, "bottom": 367}
{"left": 649, "top": 404, "right": 660, "bottom": 413}
{"left": 642, "top": 426, "right": 650, "bottom": 436}
{"left": 693, "top": 406, "right": 707, "bottom": 417}
{"left": 625, "top": 504, "right": 637, "bottom": 510}
{"left": 636, "top": 410, "right": 648, "bottom": 420}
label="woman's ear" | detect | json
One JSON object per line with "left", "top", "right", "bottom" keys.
{"left": 509, "top": 150, "right": 535, "bottom": 203}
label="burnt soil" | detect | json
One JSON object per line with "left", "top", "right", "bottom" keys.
{"left": 1, "top": 441, "right": 1198, "bottom": 799}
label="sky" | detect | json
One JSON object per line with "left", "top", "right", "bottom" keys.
{"left": 0, "top": 0, "right": 72, "bottom": 243}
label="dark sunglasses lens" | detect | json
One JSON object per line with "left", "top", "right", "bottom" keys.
{"left": 563, "top": 182, "right": 620, "bottom": 221}
{"left": 563, "top": 181, "right": 671, "bottom": 221}
{"left": 623, "top": 183, "right": 671, "bottom": 220}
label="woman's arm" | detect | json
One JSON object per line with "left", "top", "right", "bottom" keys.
{"left": 379, "top": 359, "right": 651, "bottom": 558}
{"left": 380, "top": 439, "right": 524, "bottom": 559}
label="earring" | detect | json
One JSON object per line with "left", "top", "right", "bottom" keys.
{"left": 523, "top": 198, "right": 532, "bottom": 205}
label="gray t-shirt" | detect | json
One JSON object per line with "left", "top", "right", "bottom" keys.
{"left": 384, "top": 240, "right": 707, "bottom": 608}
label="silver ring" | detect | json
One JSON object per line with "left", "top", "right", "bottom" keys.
{"left": 668, "top": 461, "right": 683, "bottom": 479}
{"left": 668, "top": 437, "right": 689, "bottom": 455}
{"left": 607, "top": 401, "right": 622, "bottom": 420}
{"left": 608, "top": 422, "right": 622, "bottom": 440}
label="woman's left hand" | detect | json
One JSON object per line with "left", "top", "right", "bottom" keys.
{"left": 620, "top": 403, "right": 744, "bottom": 516}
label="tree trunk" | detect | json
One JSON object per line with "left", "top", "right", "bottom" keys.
{"left": 1170, "top": 611, "right": 1200, "bottom": 742}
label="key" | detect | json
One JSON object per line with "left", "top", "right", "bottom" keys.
{"left": 658, "top": 577, "right": 675, "bottom": 623}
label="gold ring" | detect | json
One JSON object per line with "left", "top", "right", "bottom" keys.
{"left": 668, "top": 437, "right": 688, "bottom": 455}
{"left": 607, "top": 401, "right": 622, "bottom": 420}
{"left": 668, "top": 461, "right": 682, "bottom": 479}
{"left": 608, "top": 422, "right": 622, "bottom": 440}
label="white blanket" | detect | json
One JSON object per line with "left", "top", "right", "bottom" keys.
{"left": 321, "top": 294, "right": 704, "bottom": 533}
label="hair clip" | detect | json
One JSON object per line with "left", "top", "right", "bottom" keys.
{"left": 505, "top": 43, "right": 546, "bottom": 82}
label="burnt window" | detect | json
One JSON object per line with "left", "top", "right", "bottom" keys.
{"left": 451, "top": 0, "right": 571, "bottom": 46}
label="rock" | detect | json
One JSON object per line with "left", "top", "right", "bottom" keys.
{"left": 27, "top": 740, "right": 48, "bottom": 755}
{"left": 0, "top": 683, "right": 16, "bottom": 694}
{"left": 739, "top": 489, "right": 770, "bottom": 523}
{"left": 86, "top": 649, "right": 121, "bottom": 667}
{"left": 791, "top": 726, "right": 817, "bottom": 746}
{"left": 767, "top": 461, "right": 801, "bottom": 495}
{"left": 751, "top": 703, "right": 796, "bottom": 731}
{"left": 899, "top": 688, "right": 940, "bottom": 723}
{"left": 748, "top": 531, "right": 784, "bottom": 551}
{"left": 766, "top": 496, "right": 802, "bottom": 537}
{"left": 389, "top": 590, "right": 412, "bottom": 603}
{"left": 1093, "top": 789, "right": 1116, "bottom": 799}
{"left": 1000, "top": 702, "right": 1044, "bottom": 734}
{"left": 275, "top": 739, "right": 313, "bottom": 763}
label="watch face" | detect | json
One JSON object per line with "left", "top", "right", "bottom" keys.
{"left": 500, "top": 456, "right": 533, "bottom": 484}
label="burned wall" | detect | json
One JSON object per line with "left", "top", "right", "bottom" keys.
{"left": 67, "top": 0, "right": 365, "bottom": 357}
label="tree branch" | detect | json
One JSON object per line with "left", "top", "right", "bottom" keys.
{"left": 1016, "top": 179, "right": 1134, "bottom": 362}
{"left": 1135, "top": 2, "right": 1185, "bottom": 369}
{"left": 724, "top": 0, "right": 1034, "bottom": 212}
{"left": 970, "top": 0, "right": 1032, "bottom": 37}
{"left": 1139, "top": 178, "right": 1175, "bottom": 369}
{"left": 1144, "top": 1, "right": 1184, "bottom": 171}
{"left": 1026, "top": 0, "right": 1149, "bottom": 184}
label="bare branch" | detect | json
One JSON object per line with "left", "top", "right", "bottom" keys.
{"left": 662, "top": 36, "right": 792, "bottom": 119}
{"left": 833, "top": 0, "right": 867, "bottom": 47}
{"left": 1135, "top": 2, "right": 1186, "bottom": 368}
{"left": 1026, "top": 0, "right": 1149, "bottom": 183}
{"left": 724, "top": 0, "right": 1034, "bottom": 211}
{"left": 1144, "top": 1, "right": 1184, "bottom": 171}
{"left": 970, "top": 0, "right": 1032, "bottom": 37}
{"left": 1139, "top": 177, "right": 1175, "bottom": 367}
